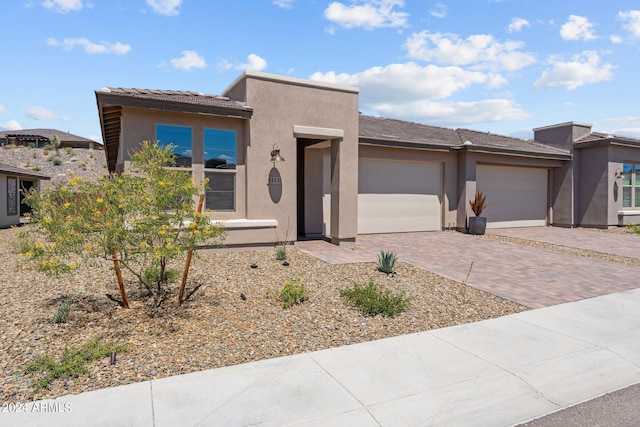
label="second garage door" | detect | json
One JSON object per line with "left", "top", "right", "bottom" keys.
{"left": 477, "top": 164, "right": 547, "bottom": 228}
{"left": 358, "top": 158, "right": 442, "bottom": 234}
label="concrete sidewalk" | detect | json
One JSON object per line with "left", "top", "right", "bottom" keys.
{"left": 3, "top": 288, "right": 640, "bottom": 426}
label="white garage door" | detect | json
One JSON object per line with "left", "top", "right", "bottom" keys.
{"left": 477, "top": 165, "right": 547, "bottom": 228}
{"left": 357, "top": 158, "right": 441, "bottom": 234}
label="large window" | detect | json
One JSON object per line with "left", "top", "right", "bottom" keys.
{"left": 156, "top": 124, "right": 193, "bottom": 167}
{"left": 622, "top": 163, "right": 640, "bottom": 208}
{"left": 204, "top": 129, "right": 236, "bottom": 211}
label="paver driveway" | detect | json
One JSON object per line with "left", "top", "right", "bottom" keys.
{"left": 295, "top": 229, "right": 640, "bottom": 308}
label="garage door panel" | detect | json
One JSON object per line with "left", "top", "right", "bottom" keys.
{"left": 477, "top": 165, "right": 547, "bottom": 228}
{"left": 357, "top": 158, "right": 441, "bottom": 234}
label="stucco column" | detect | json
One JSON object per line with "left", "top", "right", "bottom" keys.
{"left": 330, "top": 137, "right": 357, "bottom": 246}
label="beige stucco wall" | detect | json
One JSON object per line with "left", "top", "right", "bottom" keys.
{"left": 224, "top": 72, "right": 360, "bottom": 245}
{"left": 118, "top": 106, "right": 249, "bottom": 221}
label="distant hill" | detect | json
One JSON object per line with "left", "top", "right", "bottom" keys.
{"left": 0, "top": 145, "right": 108, "bottom": 186}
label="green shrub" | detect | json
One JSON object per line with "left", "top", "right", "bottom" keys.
{"left": 65, "top": 147, "right": 73, "bottom": 155}
{"left": 25, "top": 336, "right": 127, "bottom": 392}
{"left": 32, "top": 166, "right": 41, "bottom": 172}
{"left": 43, "top": 144, "right": 55, "bottom": 151}
{"left": 340, "top": 280, "right": 411, "bottom": 317}
{"left": 142, "top": 264, "right": 180, "bottom": 285}
{"left": 627, "top": 224, "right": 640, "bottom": 234}
{"left": 53, "top": 300, "right": 71, "bottom": 324}
{"left": 377, "top": 250, "right": 398, "bottom": 274}
{"left": 272, "top": 278, "right": 308, "bottom": 308}
{"left": 52, "top": 157, "right": 63, "bottom": 166}
{"left": 275, "top": 246, "right": 287, "bottom": 261}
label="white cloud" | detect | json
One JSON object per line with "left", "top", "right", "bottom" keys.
{"left": 404, "top": 31, "right": 536, "bottom": 72}
{"left": 273, "top": 0, "right": 295, "bottom": 9}
{"left": 560, "top": 15, "right": 597, "bottom": 41}
{"left": 533, "top": 51, "right": 615, "bottom": 90}
{"left": 218, "top": 54, "right": 268, "bottom": 72}
{"left": 598, "top": 118, "right": 640, "bottom": 139}
{"left": 26, "top": 105, "right": 67, "bottom": 120}
{"left": 169, "top": 50, "right": 207, "bottom": 70}
{"left": 508, "top": 17, "right": 530, "bottom": 33}
{"left": 368, "top": 98, "right": 530, "bottom": 124}
{"left": 0, "top": 120, "right": 22, "bottom": 131}
{"left": 41, "top": 0, "right": 83, "bottom": 13}
{"left": 311, "top": 62, "right": 495, "bottom": 102}
{"left": 311, "top": 62, "right": 527, "bottom": 124}
{"left": 0, "top": 105, "right": 7, "bottom": 114}
{"left": 237, "top": 54, "right": 267, "bottom": 71}
{"left": 430, "top": 3, "right": 446, "bottom": 19}
{"left": 610, "top": 35, "right": 623, "bottom": 44}
{"left": 47, "top": 37, "right": 131, "bottom": 54}
{"left": 146, "top": 0, "right": 182, "bottom": 16}
{"left": 324, "top": 0, "right": 408, "bottom": 30}
{"left": 618, "top": 10, "right": 640, "bottom": 39}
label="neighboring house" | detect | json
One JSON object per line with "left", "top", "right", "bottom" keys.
{"left": 95, "top": 71, "right": 640, "bottom": 247}
{"left": 0, "top": 129, "right": 102, "bottom": 150}
{"left": 0, "top": 163, "right": 50, "bottom": 228}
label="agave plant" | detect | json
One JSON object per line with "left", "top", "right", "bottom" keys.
{"left": 469, "top": 191, "right": 488, "bottom": 216}
{"left": 377, "top": 250, "right": 398, "bottom": 274}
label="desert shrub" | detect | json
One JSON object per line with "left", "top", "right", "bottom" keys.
{"left": 18, "top": 141, "right": 226, "bottom": 308}
{"left": 2, "top": 143, "right": 17, "bottom": 149}
{"left": 65, "top": 147, "right": 73, "bottom": 155}
{"left": 275, "top": 246, "right": 287, "bottom": 261}
{"left": 53, "top": 300, "right": 71, "bottom": 324}
{"left": 43, "top": 144, "right": 55, "bottom": 151}
{"left": 272, "top": 278, "right": 308, "bottom": 308}
{"left": 340, "top": 280, "right": 411, "bottom": 317}
{"left": 25, "top": 336, "right": 127, "bottom": 392}
{"left": 377, "top": 250, "right": 398, "bottom": 274}
{"left": 52, "top": 157, "right": 62, "bottom": 166}
{"left": 627, "top": 224, "right": 640, "bottom": 234}
{"left": 32, "top": 166, "right": 41, "bottom": 172}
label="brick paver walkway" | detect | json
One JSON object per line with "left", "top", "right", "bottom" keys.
{"left": 296, "top": 230, "right": 640, "bottom": 309}
{"left": 489, "top": 226, "right": 640, "bottom": 259}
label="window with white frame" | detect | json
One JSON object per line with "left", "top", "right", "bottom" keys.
{"left": 204, "top": 128, "right": 236, "bottom": 212}
{"left": 622, "top": 163, "right": 640, "bottom": 208}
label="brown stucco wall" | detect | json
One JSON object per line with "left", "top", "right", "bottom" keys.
{"left": 224, "top": 72, "right": 360, "bottom": 245}
{"left": 119, "top": 106, "right": 249, "bottom": 221}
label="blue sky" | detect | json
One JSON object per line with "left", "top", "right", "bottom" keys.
{"left": 2, "top": 0, "right": 640, "bottom": 142}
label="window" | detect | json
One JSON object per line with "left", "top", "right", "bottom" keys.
{"left": 204, "top": 129, "right": 236, "bottom": 211}
{"left": 622, "top": 163, "right": 640, "bottom": 208}
{"left": 156, "top": 125, "right": 193, "bottom": 167}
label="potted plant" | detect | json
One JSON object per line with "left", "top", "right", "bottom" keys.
{"left": 468, "top": 191, "right": 488, "bottom": 235}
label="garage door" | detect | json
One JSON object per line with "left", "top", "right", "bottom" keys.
{"left": 477, "top": 165, "right": 547, "bottom": 228}
{"left": 357, "top": 158, "right": 441, "bottom": 234}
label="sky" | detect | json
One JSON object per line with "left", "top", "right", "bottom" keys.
{"left": 2, "top": 0, "right": 640, "bottom": 143}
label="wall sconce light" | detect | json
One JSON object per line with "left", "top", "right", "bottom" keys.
{"left": 615, "top": 168, "right": 624, "bottom": 180}
{"left": 270, "top": 144, "right": 285, "bottom": 163}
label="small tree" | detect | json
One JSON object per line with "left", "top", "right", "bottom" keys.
{"left": 18, "top": 141, "right": 225, "bottom": 308}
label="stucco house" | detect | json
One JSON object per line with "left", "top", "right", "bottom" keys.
{"left": 0, "top": 129, "right": 102, "bottom": 150}
{"left": 95, "top": 71, "right": 640, "bottom": 246}
{"left": 0, "top": 163, "right": 50, "bottom": 228}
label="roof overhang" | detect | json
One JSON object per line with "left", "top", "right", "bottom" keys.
{"left": 452, "top": 144, "right": 572, "bottom": 161}
{"left": 95, "top": 91, "right": 253, "bottom": 172}
{"left": 358, "top": 137, "right": 451, "bottom": 152}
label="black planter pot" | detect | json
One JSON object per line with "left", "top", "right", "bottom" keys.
{"left": 469, "top": 216, "right": 487, "bottom": 235}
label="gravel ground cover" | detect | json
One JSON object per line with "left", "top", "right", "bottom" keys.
{"left": 0, "top": 226, "right": 527, "bottom": 404}
{"left": 484, "top": 228, "right": 640, "bottom": 267}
